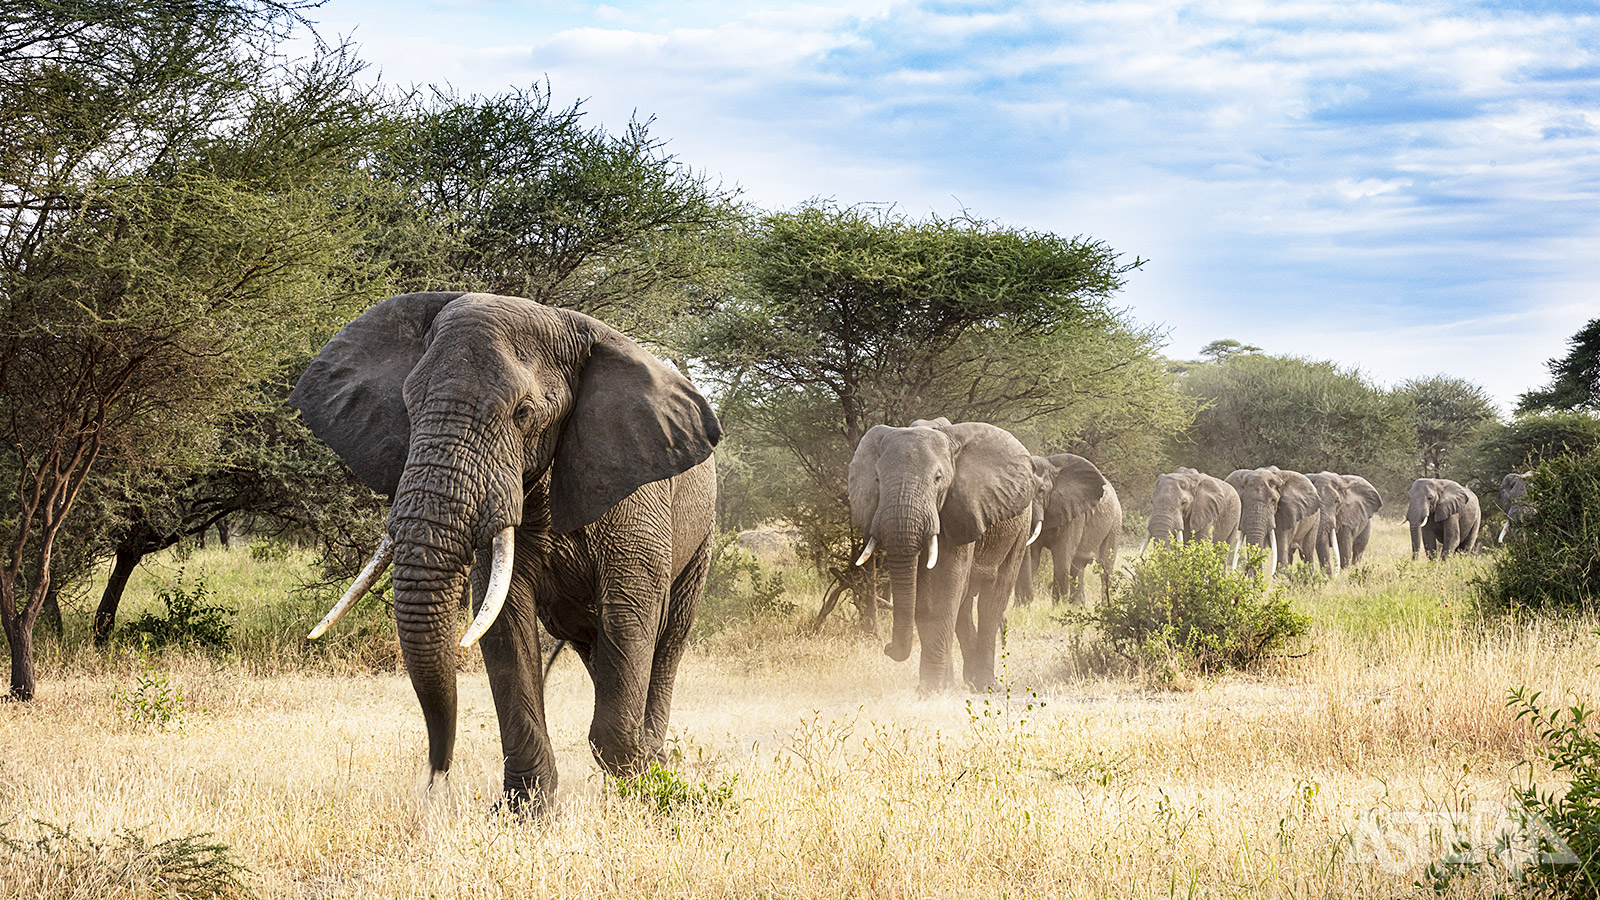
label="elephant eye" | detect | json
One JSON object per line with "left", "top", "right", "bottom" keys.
{"left": 513, "top": 399, "right": 537, "bottom": 426}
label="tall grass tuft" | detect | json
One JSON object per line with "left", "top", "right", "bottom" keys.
{"left": 0, "top": 820, "right": 254, "bottom": 899}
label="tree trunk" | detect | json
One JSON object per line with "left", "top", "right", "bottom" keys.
{"left": 5, "top": 615, "right": 36, "bottom": 701}
{"left": 94, "top": 546, "right": 148, "bottom": 647}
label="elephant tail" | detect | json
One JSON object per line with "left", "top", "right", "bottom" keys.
{"left": 544, "top": 639, "right": 568, "bottom": 680}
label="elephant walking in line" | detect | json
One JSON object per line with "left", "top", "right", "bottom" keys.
{"left": 1142, "top": 467, "right": 1241, "bottom": 560}
{"left": 1014, "top": 454, "right": 1121, "bottom": 605}
{"left": 1308, "top": 472, "right": 1383, "bottom": 575}
{"left": 849, "top": 418, "right": 1035, "bottom": 693}
{"left": 290, "top": 292, "right": 721, "bottom": 814}
{"left": 1407, "top": 477, "right": 1481, "bottom": 560}
{"left": 1225, "top": 467, "right": 1320, "bottom": 577}
{"left": 1499, "top": 471, "right": 1533, "bottom": 542}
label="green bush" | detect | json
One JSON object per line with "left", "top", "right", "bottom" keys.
{"left": 1477, "top": 450, "right": 1600, "bottom": 613}
{"left": 1503, "top": 687, "right": 1600, "bottom": 896}
{"left": 1069, "top": 539, "right": 1309, "bottom": 675}
{"left": 121, "top": 573, "right": 235, "bottom": 651}
{"left": 610, "top": 761, "right": 736, "bottom": 816}
{"left": 696, "top": 532, "right": 792, "bottom": 633}
{"left": 0, "top": 820, "right": 253, "bottom": 899}
{"left": 113, "top": 657, "right": 190, "bottom": 728}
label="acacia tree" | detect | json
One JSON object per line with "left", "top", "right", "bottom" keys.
{"left": 1518, "top": 317, "right": 1600, "bottom": 414}
{"left": 0, "top": 1, "right": 392, "bottom": 699}
{"left": 1396, "top": 375, "right": 1501, "bottom": 478}
{"left": 691, "top": 202, "right": 1177, "bottom": 618}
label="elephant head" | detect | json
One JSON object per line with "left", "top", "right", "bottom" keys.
{"left": 1308, "top": 472, "right": 1383, "bottom": 575}
{"left": 289, "top": 292, "right": 719, "bottom": 786}
{"left": 1499, "top": 471, "right": 1533, "bottom": 542}
{"left": 848, "top": 420, "right": 1033, "bottom": 662}
{"left": 1407, "top": 477, "right": 1475, "bottom": 558}
{"left": 1224, "top": 466, "right": 1319, "bottom": 576}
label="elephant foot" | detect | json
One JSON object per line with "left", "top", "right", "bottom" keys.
{"left": 965, "top": 675, "right": 997, "bottom": 694}
{"left": 493, "top": 773, "right": 554, "bottom": 820}
{"left": 884, "top": 639, "right": 913, "bottom": 662}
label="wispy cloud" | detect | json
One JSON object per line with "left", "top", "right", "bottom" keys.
{"left": 316, "top": 0, "right": 1600, "bottom": 407}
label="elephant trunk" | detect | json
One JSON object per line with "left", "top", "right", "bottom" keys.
{"left": 884, "top": 552, "right": 919, "bottom": 662}
{"left": 1147, "top": 507, "right": 1182, "bottom": 544}
{"left": 386, "top": 415, "right": 521, "bottom": 784}
{"left": 1410, "top": 520, "right": 1422, "bottom": 559}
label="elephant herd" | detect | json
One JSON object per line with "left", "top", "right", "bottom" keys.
{"left": 286, "top": 292, "right": 1535, "bottom": 814}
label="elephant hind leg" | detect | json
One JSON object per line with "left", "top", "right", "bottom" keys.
{"left": 641, "top": 530, "right": 713, "bottom": 761}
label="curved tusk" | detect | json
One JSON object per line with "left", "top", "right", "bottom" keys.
{"left": 1267, "top": 530, "right": 1278, "bottom": 579}
{"left": 1498, "top": 521, "right": 1509, "bottom": 544}
{"left": 460, "top": 527, "right": 517, "bottom": 648}
{"left": 1419, "top": 515, "right": 1428, "bottom": 528}
{"left": 925, "top": 533, "right": 939, "bottom": 570}
{"left": 1138, "top": 536, "right": 1150, "bottom": 558}
{"left": 1227, "top": 533, "right": 1241, "bottom": 571}
{"left": 1026, "top": 520, "right": 1043, "bottom": 546}
{"left": 855, "top": 536, "right": 877, "bottom": 566}
{"left": 1331, "top": 533, "right": 1341, "bottom": 577}
{"left": 308, "top": 534, "right": 394, "bottom": 639}
{"left": 1176, "top": 530, "right": 1185, "bottom": 545}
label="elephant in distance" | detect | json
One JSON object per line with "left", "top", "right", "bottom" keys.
{"left": 1014, "top": 454, "right": 1121, "bottom": 605}
{"left": 849, "top": 418, "right": 1034, "bottom": 693}
{"left": 1225, "top": 467, "right": 1320, "bottom": 577}
{"left": 1142, "top": 467, "right": 1241, "bottom": 563}
{"left": 1407, "top": 477, "right": 1480, "bottom": 560}
{"left": 1308, "top": 472, "right": 1383, "bottom": 575}
{"left": 290, "top": 292, "right": 721, "bottom": 814}
{"left": 1499, "top": 471, "right": 1533, "bottom": 542}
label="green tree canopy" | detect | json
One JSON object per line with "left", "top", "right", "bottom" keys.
{"left": 1462, "top": 410, "right": 1600, "bottom": 502}
{"left": 1395, "top": 375, "right": 1501, "bottom": 479}
{"left": 1171, "top": 354, "right": 1415, "bottom": 504}
{"left": 0, "top": 0, "right": 391, "bottom": 699}
{"left": 1518, "top": 317, "right": 1600, "bottom": 414}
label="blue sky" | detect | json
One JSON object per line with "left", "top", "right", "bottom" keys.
{"left": 310, "top": 0, "right": 1600, "bottom": 410}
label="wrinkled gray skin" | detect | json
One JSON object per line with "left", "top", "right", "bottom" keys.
{"left": 1225, "top": 467, "right": 1320, "bottom": 575}
{"left": 1407, "top": 478, "right": 1480, "bottom": 560}
{"left": 1308, "top": 472, "right": 1383, "bottom": 574}
{"left": 1499, "top": 471, "right": 1533, "bottom": 542}
{"left": 1145, "top": 467, "right": 1241, "bottom": 551}
{"left": 848, "top": 419, "right": 1034, "bottom": 693}
{"left": 290, "top": 292, "right": 720, "bottom": 813}
{"left": 1014, "top": 454, "right": 1120, "bottom": 605}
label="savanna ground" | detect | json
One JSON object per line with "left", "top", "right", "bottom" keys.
{"left": 1, "top": 520, "right": 1594, "bottom": 898}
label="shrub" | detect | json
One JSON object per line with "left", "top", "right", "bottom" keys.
{"left": 1477, "top": 449, "right": 1600, "bottom": 614}
{"left": 610, "top": 761, "right": 736, "bottom": 816}
{"left": 1069, "top": 539, "right": 1309, "bottom": 675}
{"left": 113, "top": 657, "right": 190, "bottom": 728}
{"left": 1504, "top": 687, "right": 1600, "bottom": 896}
{"left": 696, "top": 532, "right": 792, "bottom": 633}
{"left": 0, "top": 820, "right": 253, "bottom": 899}
{"left": 121, "top": 573, "right": 235, "bottom": 651}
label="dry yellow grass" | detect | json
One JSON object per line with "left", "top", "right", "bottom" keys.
{"left": 2, "top": 517, "right": 1594, "bottom": 898}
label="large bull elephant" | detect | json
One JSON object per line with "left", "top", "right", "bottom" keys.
{"left": 1308, "top": 472, "right": 1383, "bottom": 575}
{"left": 1014, "top": 454, "right": 1120, "bottom": 605}
{"left": 1407, "top": 477, "right": 1481, "bottom": 560}
{"left": 849, "top": 419, "right": 1034, "bottom": 693}
{"left": 289, "top": 292, "right": 721, "bottom": 814}
{"left": 1225, "top": 467, "right": 1320, "bottom": 577}
{"left": 1142, "top": 467, "right": 1241, "bottom": 558}
{"left": 1499, "top": 471, "right": 1533, "bottom": 542}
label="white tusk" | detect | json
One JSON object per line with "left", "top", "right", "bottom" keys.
{"left": 925, "top": 533, "right": 939, "bottom": 570}
{"left": 1498, "top": 521, "right": 1509, "bottom": 544}
{"left": 1138, "top": 536, "right": 1150, "bottom": 558}
{"left": 308, "top": 534, "right": 394, "bottom": 639}
{"left": 1026, "top": 520, "right": 1043, "bottom": 546}
{"left": 1227, "top": 533, "right": 1240, "bottom": 571}
{"left": 460, "top": 528, "right": 517, "bottom": 648}
{"left": 1267, "top": 530, "right": 1278, "bottom": 579}
{"left": 1331, "top": 534, "right": 1341, "bottom": 577}
{"left": 1419, "top": 516, "right": 1428, "bottom": 528}
{"left": 855, "top": 536, "right": 877, "bottom": 566}
{"left": 1176, "top": 530, "right": 1185, "bottom": 545}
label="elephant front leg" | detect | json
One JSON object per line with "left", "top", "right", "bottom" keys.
{"left": 917, "top": 543, "right": 972, "bottom": 694}
{"left": 472, "top": 550, "right": 558, "bottom": 815}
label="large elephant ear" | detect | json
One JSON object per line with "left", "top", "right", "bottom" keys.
{"left": 1349, "top": 476, "right": 1383, "bottom": 516}
{"left": 1274, "top": 470, "right": 1320, "bottom": 524}
{"left": 848, "top": 426, "right": 894, "bottom": 533}
{"left": 1431, "top": 480, "right": 1471, "bottom": 520}
{"left": 548, "top": 315, "right": 722, "bottom": 534}
{"left": 1190, "top": 474, "right": 1232, "bottom": 530}
{"left": 288, "top": 292, "right": 466, "bottom": 496}
{"left": 934, "top": 422, "right": 1033, "bottom": 546}
{"left": 1224, "top": 469, "right": 1252, "bottom": 490}
{"left": 1046, "top": 453, "right": 1108, "bottom": 522}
